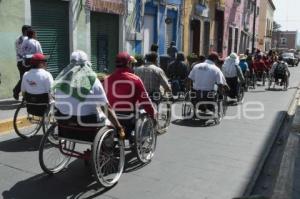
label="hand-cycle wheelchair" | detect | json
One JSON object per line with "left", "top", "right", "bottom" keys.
{"left": 182, "top": 89, "right": 228, "bottom": 125}
{"left": 38, "top": 108, "right": 157, "bottom": 188}
{"left": 13, "top": 92, "right": 54, "bottom": 139}
{"left": 268, "top": 72, "right": 289, "bottom": 91}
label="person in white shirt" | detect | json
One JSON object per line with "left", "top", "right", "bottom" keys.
{"left": 269, "top": 55, "right": 290, "bottom": 88}
{"left": 222, "top": 53, "right": 244, "bottom": 99}
{"left": 21, "top": 28, "right": 43, "bottom": 59}
{"left": 53, "top": 50, "right": 125, "bottom": 138}
{"left": 21, "top": 53, "right": 53, "bottom": 97}
{"left": 13, "top": 25, "right": 31, "bottom": 100}
{"left": 188, "top": 52, "right": 227, "bottom": 112}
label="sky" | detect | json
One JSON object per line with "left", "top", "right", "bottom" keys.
{"left": 273, "top": 0, "right": 300, "bottom": 31}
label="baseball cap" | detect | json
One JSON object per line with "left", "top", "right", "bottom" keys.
{"left": 31, "top": 53, "right": 48, "bottom": 62}
{"left": 116, "top": 52, "right": 131, "bottom": 67}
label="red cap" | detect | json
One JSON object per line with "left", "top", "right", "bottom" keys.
{"left": 116, "top": 52, "right": 131, "bottom": 67}
{"left": 32, "top": 53, "right": 47, "bottom": 61}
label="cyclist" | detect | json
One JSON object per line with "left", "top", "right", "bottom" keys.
{"left": 135, "top": 51, "right": 171, "bottom": 102}
{"left": 222, "top": 53, "right": 245, "bottom": 101}
{"left": 188, "top": 52, "right": 227, "bottom": 113}
{"left": 53, "top": 50, "right": 125, "bottom": 139}
{"left": 167, "top": 52, "right": 188, "bottom": 97}
{"left": 269, "top": 55, "right": 290, "bottom": 88}
{"left": 103, "top": 52, "right": 156, "bottom": 140}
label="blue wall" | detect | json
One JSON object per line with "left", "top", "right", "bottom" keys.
{"left": 141, "top": 0, "right": 182, "bottom": 55}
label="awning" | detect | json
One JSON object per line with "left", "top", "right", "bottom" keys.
{"left": 86, "top": 0, "right": 125, "bottom": 15}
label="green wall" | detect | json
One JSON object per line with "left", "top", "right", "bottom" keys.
{"left": 0, "top": 0, "right": 25, "bottom": 99}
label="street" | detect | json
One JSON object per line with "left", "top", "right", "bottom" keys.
{"left": 0, "top": 66, "right": 299, "bottom": 199}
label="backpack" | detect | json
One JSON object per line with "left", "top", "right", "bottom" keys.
{"left": 274, "top": 62, "right": 286, "bottom": 76}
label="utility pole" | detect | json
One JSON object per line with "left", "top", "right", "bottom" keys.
{"left": 252, "top": 0, "right": 257, "bottom": 54}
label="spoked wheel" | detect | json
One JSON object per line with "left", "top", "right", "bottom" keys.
{"left": 237, "top": 87, "right": 245, "bottom": 103}
{"left": 262, "top": 73, "right": 266, "bottom": 86}
{"left": 42, "top": 103, "right": 56, "bottom": 135}
{"left": 134, "top": 116, "right": 157, "bottom": 164}
{"left": 92, "top": 127, "right": 125, "bottom": 188}
{"left": 13, "top": 101, "right": 43, "bottom": 139}
{"left": 39, "top": 124, "right": 75, "bottom": 174}
{"left": 157, "top": 101, "right": 172, "bottom": 131}
{"left": 182, "top": 102, "right": 193, "bottom": 120}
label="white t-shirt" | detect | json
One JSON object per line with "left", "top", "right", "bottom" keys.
{"left": 21, "top": 38, "right": 43, "bottom": 56}
{"left": 54, "top": 78, "right": 109, "bottom": 116}
{"left": 15, "top": 36, "right": 28, "bottom": 61}
{"left": 188, "top": 60, "right": 226, "bottom": 91}
{"left": 21, "top": 68, "right": 54, "bottom": 94}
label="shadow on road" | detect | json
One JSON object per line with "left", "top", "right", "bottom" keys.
{"left": 124, "top": 151, "right": 148, "bottom": 173}
{"left": 0, "top": 100, "right": 20, "bottom": 110}
{"left": 2, "top": 160, "right": 113, "bottom": 199}
{"left": 0, "top": 135, "right": 42, "bottom": 152}
{"left": 171, "top": 119, "right": 216, "bottom": 127}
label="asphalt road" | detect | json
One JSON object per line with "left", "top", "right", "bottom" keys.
{"left": 1, "top": 66, "right": 300, "bottom": 199}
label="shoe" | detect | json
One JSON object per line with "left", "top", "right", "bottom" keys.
{"left": 13, "top": 92, "right": 19, "bottom": 101}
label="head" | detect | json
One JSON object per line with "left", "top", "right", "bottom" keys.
{"left": 207, "top": 52, "right": 220, "bottom": 63}
{"left": 145, "top": 51, "right": 158, "bottom": 65}
{"left": 22, "top": 25, "right": 31, "bottom": 36}
{"left": 70, "top": 50, "right": 89, "bottom": 66}
{"left": 239, "top": 54, "right": 247, "bottom": 61}
{"left": 229, "top": 53, "right": 238, "bottom": 60}
{"left": 26, "top": 28, "right": 36, "bottom": 39}
{"left": 31, "top": 53, "right": 48, "bottom": 69}
{"left": 278, "top": 55, "right": 283, "bottom": 61}
{"left": 198, "top": 55, "right": 206, "bottom": 63}
{"left": 170, "top": 41, "right": 175, "bottom": 47}
{"left": 134, "top": 55, "right": 145, "bottom": 67}
{"left": 115, "top": 52, "right": 132, "bottom": 68}
{"left": 129, "top": 56, "right": 137, "bottom": 68}
{"left": 150, "top": 44, "right": 159, "bottom": 52}
{"left": 176, "top": 52, "right": 185, "bottom": 62}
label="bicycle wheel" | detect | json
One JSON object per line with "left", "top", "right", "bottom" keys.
{"left": 135, "top": 116, "right": 157, "bottom": 164}
{"left": 92, "top": 127, "right": 125, "bottom": 187}
{"left": 157, "top": 101, "right": 172, "bottom": 130}
{"left": 42, "top": 104, "right": 55, "bottom": 134}
{"left": 13, "top": 102, "right": 43, "bottom": 139}
{"left": 39, "top": 124, "right": 74, "bottom": 174}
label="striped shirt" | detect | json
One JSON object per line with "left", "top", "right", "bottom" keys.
{"left": 135, "top": 64, "right": 170, "bottom": 94}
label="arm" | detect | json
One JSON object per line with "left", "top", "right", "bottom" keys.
{"left": 101, "top": 105, "right": 125, "bottom": 139}
{"left": 159, "top": 69, "right": 171, "bottom": 92}
{"left": 136, "top": 79, "right": 156, "bottom": 119}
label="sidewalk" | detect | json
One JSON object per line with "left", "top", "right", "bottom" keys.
{"left": 0, "top": 98, "right": 23, "bottom": 133}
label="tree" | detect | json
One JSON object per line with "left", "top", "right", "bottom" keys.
{"left": 273, "top": 21, "right": 281, "bottom": 32}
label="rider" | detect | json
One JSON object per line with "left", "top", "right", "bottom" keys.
{"left": 21, "top": 53, "right": 53, "bottom": 115}
{"left": 269, "top": 55, "right": 290, "bottom": 88}
{"left": 135, "top": 51, "right": 171, "bottom": 101}
{"left": 239, "top": 54, "right": 249, "bottom": 75}
{"left": 103, "top": 52, "right": 156, "bottom": 140}
{"left": 54, "top": 50, "right": 125, "bottom": 138}
{"left": 222, "top": 53, "right": 245, "bottom": 100}
{"left": 167, "top": 52, "right": 188, "bottom": 96}
{"left": 188, "top": 52, "right": 227, "bottom": 113}
{"left": 253, "top": 55, "right": 268, "bottom": 77}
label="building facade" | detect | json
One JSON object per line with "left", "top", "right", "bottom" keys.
{"left": 257, "top": 0, "right": 275, "bottom": 52}
{"left": 272, "top": 31, "right": 298, "bottom": 50}
{"left": 142, "top": 0, "right": 183, "bottom": 55}
{"left": 183, "top": 0, "right": 260, "bottom": 58}
{"left": 0, "top": 0, "right": 132, "bottom": 99}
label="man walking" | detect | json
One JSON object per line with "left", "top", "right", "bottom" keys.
{"left": 13, "top": 25, "right": 31, "bottom": 100}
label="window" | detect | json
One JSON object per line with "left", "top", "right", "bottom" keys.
{"left": 280, "top": 38, "right": 287, "bottom": 45}
{"left": 256, "top": 6, "right": 260, "bottom": 16}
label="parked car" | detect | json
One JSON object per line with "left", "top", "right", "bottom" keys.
{"left": 282, "top": 52, "right": 298, "bottom": 66}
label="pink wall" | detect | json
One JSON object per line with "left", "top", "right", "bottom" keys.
{"left": 223, "top": 0, "right": 260, "bottom": 57}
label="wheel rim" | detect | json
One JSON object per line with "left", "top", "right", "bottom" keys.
{"left": 157, "top": 102, "right": 171, "bottom": 129}
{"left": 136, "top": 118, "right": 156, "bottom": 163}
{"left": 94, "top": 129, "right": 125, "bottom": 187}
{"left": 39, "top": 125, "right": 73, "bottom": 174}
{"left": 14, "top": 103, "right": 42, "bottom": 138}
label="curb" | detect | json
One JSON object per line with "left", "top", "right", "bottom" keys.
{"left": 271, "top": 99, "right": 300, "bottom": 199}
{"left": 0, "top": 116, "right": 29, "bottom": 134}
{"left": 243, "top": 85, "right": 300, "bottom": 196}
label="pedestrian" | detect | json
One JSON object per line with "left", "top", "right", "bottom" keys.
{"left": 167, "top": 41, "right": 178, "bottom": 62}
{"left": 13, "top": 25, "right": 31, "bottom": 100}
{"left": 21, "top": 28, "right": 43, "bottom": 60}
{"left": 150, "top": 43, "right": 159, "bottom": 53}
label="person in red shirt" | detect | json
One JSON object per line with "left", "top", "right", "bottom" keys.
{"left": 253, "top": 55, "right": 268, "bottom": 74}
{"left": 103, "top": 52, "right": 156, "bottom": 138}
